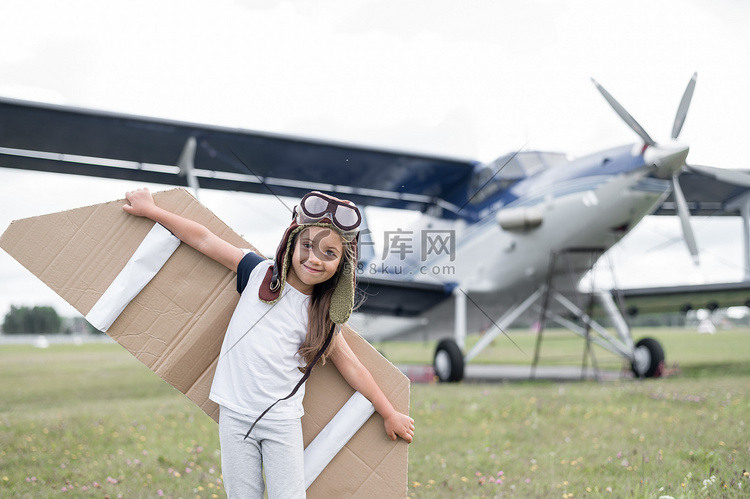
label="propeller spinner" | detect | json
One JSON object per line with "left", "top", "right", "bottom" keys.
{"left": 593, "top": 73, "right": 699, "bottom": 264}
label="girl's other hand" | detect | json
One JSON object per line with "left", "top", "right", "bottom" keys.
{"left": 384, "top": 411, "right": 415, "bottom": 443}
{"left": 123, "top": 188, "right": 155, "bottom": 217}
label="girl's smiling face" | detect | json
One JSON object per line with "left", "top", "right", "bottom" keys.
{"left": 286, "top": 226, "right": 344, "bottom": 294}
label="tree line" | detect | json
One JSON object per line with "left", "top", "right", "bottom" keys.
{"left": 1, "top": 305, "right": 100, "bottom": 335}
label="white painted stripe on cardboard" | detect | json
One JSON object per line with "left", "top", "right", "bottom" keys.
{"left": 304, "top": 391, "right": 376, "bottom": 489}
{"left": 85, "top": 223, "right": 180, "bottom": 332}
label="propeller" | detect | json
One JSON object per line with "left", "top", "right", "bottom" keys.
{"left": 591, "top": 79, "right": 656, "bottom": 147}
{"left": 671, "top": 72, "right": 696, "bottom": 140}
{"left": 671, "top": 171, "right": 699, "bottom": 262}
{"left": 593, "top": 73, "right": 700, "bottom": 264}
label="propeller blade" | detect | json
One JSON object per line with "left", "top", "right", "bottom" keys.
{"left": 671, "top": 72, "right": 697, "bottom": 139}
{"left": 591, "top": 78, "right": 656, "bottom": 146}
{"left": 671, "top": 172, "right": 699, "bottom": 264}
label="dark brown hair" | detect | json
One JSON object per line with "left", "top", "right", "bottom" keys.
{"left": 295, "top": 230, "right": 356, "bottom": 366}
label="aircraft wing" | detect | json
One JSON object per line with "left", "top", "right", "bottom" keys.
{"left": 0, "top": 97, "right": 477, "bottom": 211}
{"left": 653, "top": 165, "right": 750, "bottom": 216}
{"left": 614, "top": 281, "right": 750, "bottom": 316}
{"left": 355, "top": 276, "right": 456, "bottom": 317}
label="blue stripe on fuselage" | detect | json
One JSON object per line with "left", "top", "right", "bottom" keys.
{"left": 373, "top": 144, "right": 661, "bottom": 279}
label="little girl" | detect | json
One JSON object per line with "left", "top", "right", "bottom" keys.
{"left": 123, "top": 188, "right": 414, "bottom": 498}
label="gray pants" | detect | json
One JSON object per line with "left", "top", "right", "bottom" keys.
{"left": 219, "top": 406, "right": 305, "bottom": 498}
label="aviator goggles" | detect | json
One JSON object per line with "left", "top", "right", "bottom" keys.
{"left": 293, "top": 191, "right": 362, "bottom": 232}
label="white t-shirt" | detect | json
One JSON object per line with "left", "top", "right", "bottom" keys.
{"left": 209, "top": 258, "right": 310, "bottom": 419}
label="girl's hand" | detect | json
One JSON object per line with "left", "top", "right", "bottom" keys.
{"left": 120, "top": 187, "right": 243, "bottom": 271}
{"left": 384, "top": 411, "right": 415, "bottom": 443}
{"left": 123, "top": 188, "right": 156, "bottom": 217}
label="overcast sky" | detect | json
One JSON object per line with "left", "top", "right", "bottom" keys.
{"left": 1, "top": 0, "right": 749, "bottom": 318}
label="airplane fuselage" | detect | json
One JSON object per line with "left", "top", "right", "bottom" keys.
{"left": 378, "top": 144, "right": 670, "bottom": 298}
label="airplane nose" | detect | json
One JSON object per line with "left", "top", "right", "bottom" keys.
{"left": 643, "top": 141, "right": 690, "bottom": 177}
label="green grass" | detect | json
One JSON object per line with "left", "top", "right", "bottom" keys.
{"left": 1, "top": 328, "right": 749, "bottom": 498}
{"left": 0, "top": 345, "right": 222, "bottom": 498}
{"left": 407, "top": 378, "right": 749, "bottom": 498}
{"left": 376, "top": 327, "right": 750, "bottom": 377}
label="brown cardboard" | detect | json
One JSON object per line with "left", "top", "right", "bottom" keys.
{"left": 0, "top": 188, "right": 409, "bottom": 497}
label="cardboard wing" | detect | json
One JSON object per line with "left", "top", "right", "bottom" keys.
{"left": 0, "top": 188, "right": 409, "bottom": 497}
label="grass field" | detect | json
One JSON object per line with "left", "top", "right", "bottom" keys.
{"left": 375, "top": 326, "right": 750, "bottom": 378}
{"left": 1, "top": 327, "right": 748, "bottom": 498}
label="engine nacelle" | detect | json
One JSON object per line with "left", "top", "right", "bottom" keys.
{"left": 496, "top": 207, "right": 543, "bottom": 231}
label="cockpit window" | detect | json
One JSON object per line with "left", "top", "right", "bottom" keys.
{"left": 517, "top": 151, "right": 568, "bottom": 176}
{"left": 468, "top": 151, "right": 568, "bottom": 204}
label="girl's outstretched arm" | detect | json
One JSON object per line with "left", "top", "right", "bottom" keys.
{"left": 123, "top": 188, "right": 245, "bottom": 272}
{"left": 330, "top": 330, "right": 415, "bottom": 443}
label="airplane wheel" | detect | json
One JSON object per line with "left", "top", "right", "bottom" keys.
{"left": 434, "top": 339, "right": 464, "bottom": 382}
{"left": 631, "top": 337, "right": 665, "bottom": 378}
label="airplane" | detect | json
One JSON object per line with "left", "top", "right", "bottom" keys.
{"left": 2, "top": 73, "right": 750, "bottom": 382}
